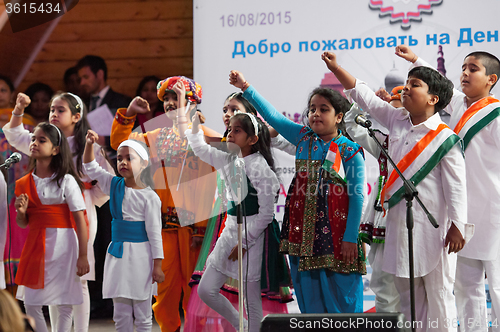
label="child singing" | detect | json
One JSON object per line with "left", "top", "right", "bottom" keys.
{"left": 186, "top": 111, "right": 279, "bottom": 332}
{"left": 230, "top": 70, "right": 366, "bottom": 314}
{"left": 83, "top": 130, "right": 164, "bottom": 332}
{"left": 14, "top": 122, "right": 89, "bottom": 332}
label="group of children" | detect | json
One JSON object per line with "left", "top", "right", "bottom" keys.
{"left": 2, "top": 43, "right": 499, "bottom": 332}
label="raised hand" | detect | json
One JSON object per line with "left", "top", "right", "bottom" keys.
{"left": 172, "top": 80, "right": 186, "bottom": 97}
{"left": 375, "top": 88, "right": 392, "bottom": 102}
{"left": 126, "top": 96, "right": 150, "bottom": 116}
{"left": 15, "top": 93, "right": 31, "bottom": 111}
{"left": 86, "top": 129, "right": 99, "bottom": 145}
{"left": 395, "top": 45, "right": 417, "bottom": 62}
{"left": 191, "top": 111, "right": 202, "bottom": 134}
{"left": 321, "top": 51, "right": 340, "bottom": 72}
{"left": 229, "top": 70, "right": 249, "bottom": 91}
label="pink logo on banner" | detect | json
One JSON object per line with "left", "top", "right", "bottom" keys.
{"left": 369, "top": 0, "right": 443, "bottom": 30}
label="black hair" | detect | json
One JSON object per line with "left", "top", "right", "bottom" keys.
{"left": 76, "top": 55, "right": 108, "bottom": 81}
{"left": 0, "top": 75, "right": 14, "bottom": 93}
{"left": 63, "top": 67, "right": 79, "bottom": 86}
{"left": 408, "top": 66, "right": 454, "bottom": 113}
{"left": 50, "top": 92, "right": 94, "bottom": 176}
{"left": 465, "top": 51, "right": 500, "bottom": 90}
{"left": 302, "top": 87, "right": 351, "bottom": 135}
{"left": 27, "top": 122, "right": 83, "bottom": 191}
{"left": 135, "top": 75, "right": 161, "bottom": 97}
{"left": 222, "top": 92, "right": 258, "bottom": 138}
{"left": 229, "top": 113, "right": 275, "bottom": 173}
{"left": 24, "top": 82, "right": 54, "bottom": 119}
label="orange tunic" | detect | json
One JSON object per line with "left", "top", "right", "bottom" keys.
{"left": 14, "top": 173, "right": 76, "bottom": 289}
{"left": 111, "top": 108, "right": 220, "bottom": 232}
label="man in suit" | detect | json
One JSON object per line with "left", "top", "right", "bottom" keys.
{"left": 76, "top": 55, "right": 132, "bottom": 319}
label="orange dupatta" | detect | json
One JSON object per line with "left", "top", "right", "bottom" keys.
{"left": 14, "top": 173, "right": 76, "bottom": 289}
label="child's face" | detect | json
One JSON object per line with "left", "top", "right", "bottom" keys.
{"left": 461, "top": 56, "right": 495, "bottom": 100}
{"left": 116, "top": 146, "right": 147, "bottom": 180}
{"left": 308, "top": 94, "right": 342, "bottom": 138}
{"left": 401, "top": 77, "right": 437, "bottom": 116}
{"left": 30, "top": 91, "right": 52, "bottom": 120}
{"left": 226, "top": 119, "right": 256, "bottom": 154}
{"left": 49, "top": 97, "right": 80, "bottom": 132}
{"left": 163, "top": 91, "right": 191, "bottom": 121}
{"left": 0, "top": 79, "right": 12, "bottom": 109}
{"left": 140, "top": 80, "right": 159, "bottom": 107}
{"left": 29, "top": 128, "right": 59, "bottom": 159}
{"left": 222, "top": 98, "right": 245, "bottom": 128}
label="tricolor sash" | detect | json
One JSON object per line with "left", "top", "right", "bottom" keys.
{"left": 321, "top": 141, "right": 345, "bottom": 182}
{"left": 380, "top": 124, "right": 461, "bottom": 209}
{"left": 453, "top": 96, "right": 500, "bottom": 150}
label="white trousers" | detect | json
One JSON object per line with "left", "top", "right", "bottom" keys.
{"left": 368, "top": 243, "right": 401, "bottom": 312}
{"left": 49, "top": 280, "right": 90, "bottom": 332}
{"left": 198, "top": 264, "right": 262, "bottom": 332}
{"left": 26, "top": 304, "right": 72, "bottom": 332}
{"left": 394, "top": 253, "right": 457, "bottom": 332}
{"left": 112, "top": 295, "right": 153, "bottom": 332}
{"left": 455, "top": 254, "right": 500, "bottom": 332}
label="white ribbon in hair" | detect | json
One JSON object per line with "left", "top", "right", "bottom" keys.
{"left": 49, "top": 123, "right": 62, "bottom": 146}
{"left": 66, "top": 93, "right": 84, "bottom": 114}
{"left": 118, "top": 140, "right": 149, "bottom": 161}
{"left": 233, "top": 111, "right": 259, "bottom": 136}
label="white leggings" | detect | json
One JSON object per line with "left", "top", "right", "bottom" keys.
{"left": 26, "top": 304, "right": 72, "bottom": 332}
{"left": 198, "top": 265, "right": 262, "bottom": 332}
{"left": 112, "top": 296, "right": 153, "bottom": 332}
{"left": 49, "top": 280, "right": 90, "bottom": 332}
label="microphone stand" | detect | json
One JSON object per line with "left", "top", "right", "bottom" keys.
{"left": 234, "top": 161, "right": 245, "bottom": 332}
{"left": 364, "top": 122, "right": 438, "bottom": 332}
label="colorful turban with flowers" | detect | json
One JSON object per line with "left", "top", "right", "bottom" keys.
{"left": 390, "top": 85, "right": 404, "bottom": 101}
{"left": 156, "top": 76, "right": 203, "bottom": 104}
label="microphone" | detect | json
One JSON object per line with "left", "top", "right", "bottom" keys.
{"left": 233, "top": 157, "right": 245, "bottom": 184}
{"left": 355, "top": 114, "right": 372, "bottom": 128}
{"left": 0, "top": 152, "right": 22, "bottom": 169}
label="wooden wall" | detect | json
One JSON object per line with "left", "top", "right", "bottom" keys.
{"left": 0, "top": 0, "right": 193, "bottom": 100}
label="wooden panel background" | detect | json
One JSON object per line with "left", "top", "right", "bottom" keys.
{"left": 0, "top": 0, "right": 193, "bottom": 101}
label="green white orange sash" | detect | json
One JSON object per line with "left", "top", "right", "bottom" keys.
{"left": 380, "top": 124, "right": 461, "bottom": 209}
{"left": 322, "top": 142, "right": 345, "bottom": 182}
{"left": 453, "top": 96, "right": 500, "bottom": 150}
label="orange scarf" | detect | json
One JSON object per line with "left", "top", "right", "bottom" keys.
{"left": 15, "top": 173, "right": 76, "bottom": 289}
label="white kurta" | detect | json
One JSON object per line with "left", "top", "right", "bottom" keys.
{"left": 83, "top": 160, "right": 163, "bottom": 301}
{"left": 2, "top": 123, "right": 114, "bottom": 280}
{"left": 345, "top": 81, "right": 468, "bottom": 278}
{"left": 185, "top": 129, "right": 279, "bottom": 282}
{"left": 0, "top": 172, "right": 7, "bottom": 289}
{"left": 411, "top": 57, "right": 500, "bottom": 261}
{"left": 17, "top": 173, "right": 86, "bottom": 305}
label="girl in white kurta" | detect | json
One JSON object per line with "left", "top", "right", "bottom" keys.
{"left": 83, "top": 131, "right": 164, "bottom": 332}
{"left": 186, "top": 112, "right": 279, "bottom": 332}
{"left": 3, "top": 92, "right": 114, "bottom": 332}
{"left": 14, "top": 122, "right": 89, "bottom": 332}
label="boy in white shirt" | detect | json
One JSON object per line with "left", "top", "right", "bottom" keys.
{"left": 322, "top": 51, "right": 469, "bottom": 331}
{"left": 396, "top": 45, "right": 500, "bottom": 332}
